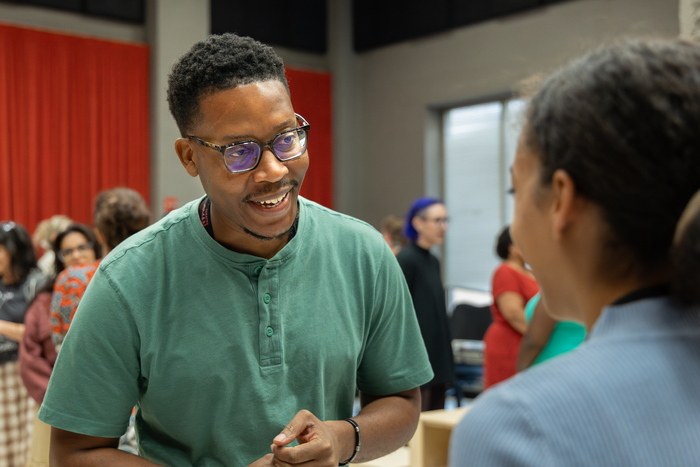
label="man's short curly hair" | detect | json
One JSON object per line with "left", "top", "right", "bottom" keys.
{"left": 166, "top": 33, "right": 289, "bottom": 136}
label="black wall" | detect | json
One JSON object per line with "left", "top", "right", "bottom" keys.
{"left": 7, "top": 0, "right": 144, "bottom": 23}
{"left": 210, "top": 0, "right": 327, "bottom": 54}
{"left": 353, "top": 0, "right": 574, "bottom": 52}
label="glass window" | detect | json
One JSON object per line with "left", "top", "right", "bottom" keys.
{"left": 443, "top": 98, "right": 526, "bottom": 292}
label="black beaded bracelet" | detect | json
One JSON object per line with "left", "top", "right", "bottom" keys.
{"left": 338, "top": 418, "right": 361, "bottom": 466}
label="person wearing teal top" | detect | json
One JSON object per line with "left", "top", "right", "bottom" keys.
{"left": 39, "top": 33, "right": 433, "bottom": 467}
{"left": 517, "top": 293, "right": 586, "bottom": 369}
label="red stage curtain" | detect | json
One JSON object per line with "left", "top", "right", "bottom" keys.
{"left": 286, "top": 67, "right": 332, "bottom": 209}
{"left": 0, "top": 23, "right": 149, "bottom": 235}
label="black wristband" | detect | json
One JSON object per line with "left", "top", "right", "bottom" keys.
{"left": 338, "top": 418, "right": 361, "bottom": 466}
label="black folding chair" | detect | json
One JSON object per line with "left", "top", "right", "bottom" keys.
{"left": 449, "top": 304, "right": 492, "bottom": 404}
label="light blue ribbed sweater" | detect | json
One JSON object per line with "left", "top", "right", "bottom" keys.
{"left": 449, "top": 295, "right": 700, "bottom": 466}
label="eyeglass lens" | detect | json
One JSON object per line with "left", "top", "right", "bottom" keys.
{"left": 224, "top": 128, "right": 308, "bottom": 172}
{"left": 425, "top": 217, "right": 449, "bottom": 226}
{"left": 59, "top": 243, "right": 92, "bottom": 261}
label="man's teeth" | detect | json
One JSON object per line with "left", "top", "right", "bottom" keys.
{"left": 255, "top": 193, "right": 286, "bottom": 207}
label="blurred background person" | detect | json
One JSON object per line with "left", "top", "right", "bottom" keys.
{"left": 380, "top": 214, "right": 407, "bottom": 255}
{"left": 397, "top": 197, "right": 454, "bottom": 411}
{"left": 516, "top": 292, "right": 586, "bottom": 371}
{"left": 93, "top": 187, "right": 151, "bottom": 256}
{"left": 20, "top": 223, "right": 101, "bottom": 467}
{"left": 483, "top": 226, "right": 538, "bottom": 389}
{"left": 0, "top": 221, "right": 48, "bottom": 466}
{"left": 32, "top": 215, "right": 72, "bottom": 277}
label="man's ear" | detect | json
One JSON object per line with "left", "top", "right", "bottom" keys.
{"left": 411, "top": 216, "right": 422, "bottom": 235}
{"left": 175, "top": 138, "right": 199, "bottom": 177}
{"left": 550, "top": 168, "right": 585, "bottom": 238}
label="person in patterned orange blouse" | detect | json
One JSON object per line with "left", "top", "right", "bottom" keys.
{"left": 50, "top": 263, "right": 99, "bottom": 350}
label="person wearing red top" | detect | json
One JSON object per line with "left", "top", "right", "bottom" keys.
{"left": 483, "top": 226, "right": 539, "bottom": 389}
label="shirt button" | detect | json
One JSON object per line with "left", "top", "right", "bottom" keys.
{"left": 254, "top": 266, "right": 262, "bottom": 275}
{"left": 263, "top": 293, "right": 271, "bottom": 304}
{"left": 266, "top": 326, "right": 274, "bottom": 337}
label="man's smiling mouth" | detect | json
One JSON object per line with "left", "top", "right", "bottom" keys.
{"left": 252, "top": 192, "right": 288, "bottom": 208}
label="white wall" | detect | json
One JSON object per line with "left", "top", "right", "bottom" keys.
{"left": 679, "top": 0, "right": 700, "bottom": 39}
{"left": 349, "top": 0, "right": 680, "bottom": 228}
{"left": 328, "top": 0, "right": 362, "bottom": 219}
{"left": 146, "top": 0, "right": 209, "bottom": 219}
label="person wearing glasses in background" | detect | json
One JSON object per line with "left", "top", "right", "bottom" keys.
{"left": 52, "top": 223, "right": 102, "bottom": 275}
{"left": 49, "top": 223, "right": 102, "bottom": 351}
{"left": 39, "top": 34, "right": 432, "bottom": 467}
{"left": 19, "top": 222, "right": 100, "bottom": 467}
{"left": 397, "top": 197, "right": 455, "bottom": 411}
{"left": 0, "top": 221, "right": 48, "bottom": 466}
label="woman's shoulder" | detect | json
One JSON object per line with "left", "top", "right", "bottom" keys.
{"left": 20, "top": 268, "right": 50, "bottom": 302}
{"left": 493, "top": 262, "right": 518, "bottom": 279}
{"left": 453, "top": 338, "right": 700, "bottom": 465}
{"left": 492, "top": 263, "right": 523, "bottom": 289}
{"left": 54, "top": 261, "right": 100, "bottom": 291}
{"left": 493, "top": 263, "right": 537, "bottom": 292}
{"left": 451, "top": 350, "right": 603, "bottom": 465}
{"left": 25, "top": 291, "right": 52, "bottom": 320}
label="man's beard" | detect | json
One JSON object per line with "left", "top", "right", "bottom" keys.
{"left": 243, "top": 224, "right": 293, "bottom": 241}
{"left": 243, "top": 202, "right": 300, "bottom": 242}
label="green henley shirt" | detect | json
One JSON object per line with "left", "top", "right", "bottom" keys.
{"left": 39, "top": 196, "right": 433, "bottom": 466}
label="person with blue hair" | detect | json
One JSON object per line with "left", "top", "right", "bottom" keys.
{"left": 397, "top": 197, "right": 454, "bottom": 411}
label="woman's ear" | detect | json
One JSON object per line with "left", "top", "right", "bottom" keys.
{"left": 550, "top": 168, "right": 586, "bottom": 239}
{"left": 175, "top": 138, "right": 199, "bottom": 177}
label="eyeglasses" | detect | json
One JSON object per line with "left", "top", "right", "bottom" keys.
{"left": 58, "top": 243, "right": 94, "bottom": 262}
{"left": 421, "top": 217, "right": 449, "bottom": 227}
{"left": 188, "top": 113, "right": 310, "bottom": 174}
{"left": 1, "top": 221, "right": 16, "bottom": 232}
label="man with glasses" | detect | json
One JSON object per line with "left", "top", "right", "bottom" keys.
{"left": 40, "top": 34, "right": 432, "bottom": 467}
